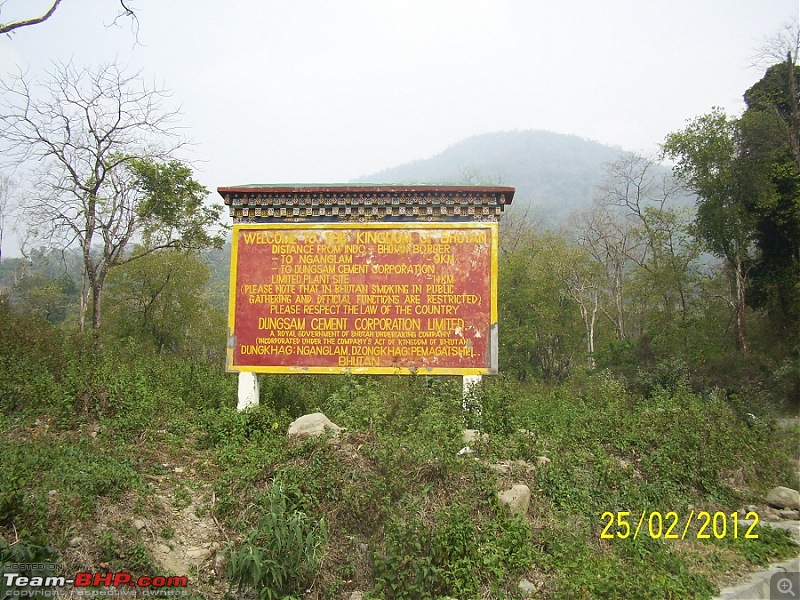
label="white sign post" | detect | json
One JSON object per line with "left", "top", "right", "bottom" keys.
{"left": 237, "top": 371, "right": 259, "bottom": 411}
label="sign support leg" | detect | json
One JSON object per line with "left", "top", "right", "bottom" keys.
{"left": 237, "top": 371, "right": 259, "bottom": 411}
{"left": 462, "top": 374, "right": 482, "bottom": 418}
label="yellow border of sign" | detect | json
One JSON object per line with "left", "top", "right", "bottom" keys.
{"left": 227, "top": 222, "right": 499, "bottom": 375}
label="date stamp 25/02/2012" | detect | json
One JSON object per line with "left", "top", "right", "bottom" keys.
{"left": 600, "top": 510, "right": 761, "bottom": 540}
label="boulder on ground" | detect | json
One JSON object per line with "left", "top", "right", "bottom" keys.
{"left": 488, "top": 461, "right": 512, "bottom": 475}
{"left": 498, "top": 484, "right": 531, "bottom": 516}
{"left": 462, "top": 429, "right": 488, "bottom": 445}
{"left": 287, "top": 412, "right": 342, "bottom": 439}
{"left": 766, "top": 486, "right": 800, "bottom": 510}
{"left": 518, "top": 578, "right": 537, "bottom": 596}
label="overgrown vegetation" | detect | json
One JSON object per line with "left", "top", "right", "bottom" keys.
{"left": 224, "top": 482, "right": 328, "bottom": 599}
{"left": 0, "top": 301, "right": 797, "bottom": 598}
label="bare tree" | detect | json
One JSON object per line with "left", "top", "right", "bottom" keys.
{"left": 0, "top": 1, "right": 138, "bottom": 36}
{"left": 552, "top": 246, "right": 600, "bottom": 369}
{"left": 0, "top": 174, "right": 15, "bottom": 264}
{"left": 597, "top": 153, "right": 684, "bottom": 271}
{"left": 573, "top": 202, "right": 634, "bottom": 340}
{"left": 0, "top": 62, "right": 221, "bottom": 332}
{"left": 751, "top": 22, "right": 800, "bottom": 69}
{"left": 576, "top": 153, "right": 700, "bottom": 344}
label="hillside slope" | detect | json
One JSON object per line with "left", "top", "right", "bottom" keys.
{"left": 352, "top": 130, "right": 627, "bottom": 223}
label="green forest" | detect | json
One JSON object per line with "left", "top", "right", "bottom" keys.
{"left": 1, "top": 51, "right": 799, "bottom": 600}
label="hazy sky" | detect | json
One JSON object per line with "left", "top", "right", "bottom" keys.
{"left": 1, "top": 1, "right": 797, "bottom": 203}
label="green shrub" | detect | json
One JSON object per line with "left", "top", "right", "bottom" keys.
{"left": 372, "top": 503, "right": 537, "bottom": 598}
{"left": 372, "top": 514, "right": 441, "bottom": 599}
{"left": 0, "top": 539, "right": 60, "bottom": 597}
{"left": 98, "top": 527, "right": 156, "bottom": 573}
{"left": 635, "top": 357, "right": 691, "bottom": 398}
{"left": 224, "top": 482, "right": 328, "bottom": 600}
{"left": 0, "top": 438, "right": 140, "bottom": 539}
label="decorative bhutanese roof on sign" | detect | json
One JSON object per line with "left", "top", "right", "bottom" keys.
{"left": 217, "top": 183, "right": 515, "bottom": 223}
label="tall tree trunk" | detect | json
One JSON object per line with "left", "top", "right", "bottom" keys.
{"left": 587, "top": 293, "right": 598, "bottom": 369}
{"left": 579, "top": 292, "right": 599, "bottom": 370}
{"left": 90, "top": 264, "right": 111, "bottom": 330}
{"left": 91, "top": 284, "right": 103, "bottom": 330}
{"left": 614, "top": 265, "right": 626, "bottom": 340}
{"left": 733, "top": 258, "right": 748, "bottom": 352}
{"left": 83, "top": 193, "right": 98, "bottom": 331}
{"left": 79, "top": 262, "right": 89, "bottom": 333}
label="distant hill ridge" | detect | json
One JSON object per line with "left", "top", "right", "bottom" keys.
{"left": 352, "top": 130, "right": 628, "bottom": 223}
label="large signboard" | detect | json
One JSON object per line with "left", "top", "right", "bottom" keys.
{"left": 228, "top": 222, "right": 498, "bottom": 374}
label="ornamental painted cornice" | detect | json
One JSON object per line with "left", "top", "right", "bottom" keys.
{"left": 217, "top": 184, "right": 515, "bottom": 224}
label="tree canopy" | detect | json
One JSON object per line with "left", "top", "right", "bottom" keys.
{"left": 0, "top": 62, "right": 224, "bottom": 331}
{"left": 739, "top": 57, "right": 800, "bottom": 333}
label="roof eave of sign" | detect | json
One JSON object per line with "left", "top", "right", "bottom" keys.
{"left": 217, "top": 183, "right": 515, "bottom": 203}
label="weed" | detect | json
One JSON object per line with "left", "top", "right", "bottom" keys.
{"left": 372, "top": 503, "right": 537, "bottom": 598}
{"left": 98, "top": 529, "right": 155, "bottom": 573}
{"left": 223, "top": 482, "right": 328, "bottom": 600}
{"left": 173, "top": 486, "right": 192, "bottom": 511}
{"left": 0, "top": 539, "right": 60, "bottom": 597}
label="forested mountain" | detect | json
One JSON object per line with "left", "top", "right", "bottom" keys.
{"left": 352, "top": 130, "right": 629, "bottom": 223}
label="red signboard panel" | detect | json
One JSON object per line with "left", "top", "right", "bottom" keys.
{"left": 228, "top": 223, "right": 498, "bottom": 374}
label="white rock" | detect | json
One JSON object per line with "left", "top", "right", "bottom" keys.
{"left": 489, "top": 461, "right": 512, "bottom": 475}
{"left": 536, "top": 456, "right": 551, "bottom": 467}
{"left": 519, "top": 578, "right": 537, "bottom": 596}
{"left": 457, "top": 446, "right": 474, "bottom": 456}
{"left": 133, "top": 519, "right": 146, "bottom": 531}
{"left": 498, "top": 484, "right": 531, "bottom": 516}
{"left": 766, "top": 486, "right": 800, "bottom": 510}
{"left": 462, "top": 429, "right": 487, "bottom": 445}
{"left": 287, "top": 413, "right": 342, "bottom": 438}
{"left": 185, "top": 547, "right": 211, "bottom": 560}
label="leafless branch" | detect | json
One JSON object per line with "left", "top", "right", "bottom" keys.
{"left": 0, "top": 0, "right": 61, "bottom": 35}
{"left": 0, "top": 1, "right": 139, "bottom": 39}
{"left": 750, "top": 22, "right": 800, "bottom": 69}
